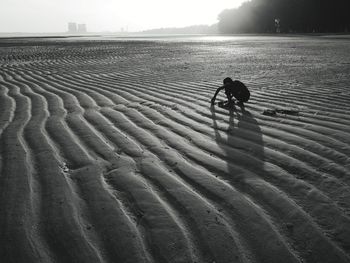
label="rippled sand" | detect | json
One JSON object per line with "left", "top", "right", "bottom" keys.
{"left": 0, "top": 36, "right": 350, "bottom": 263}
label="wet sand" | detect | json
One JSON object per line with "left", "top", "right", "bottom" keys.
{"left": 1, "top": 36, "right": 350, "bottom": 263}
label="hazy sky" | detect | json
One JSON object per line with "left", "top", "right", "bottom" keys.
{"left": 0, "top": 0, "right": 248, "bottom": 32}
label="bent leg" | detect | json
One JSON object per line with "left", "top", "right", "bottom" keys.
{"left": 234, "top": 92, "right": 250, "bottom": 103}
{"left": 225, "top": 91, "right": 235, "bottom": 104}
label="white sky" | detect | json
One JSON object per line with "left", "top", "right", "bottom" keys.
{"left": 0, "top": 0, "right": 248, "bottom": 32}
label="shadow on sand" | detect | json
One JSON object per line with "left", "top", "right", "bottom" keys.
{"left": 210, "top": 103, "right": 264, "bottom": 185}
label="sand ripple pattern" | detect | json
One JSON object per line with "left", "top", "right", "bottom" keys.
{"left": 1, "top": 37, "right": 350, "bottom": 263}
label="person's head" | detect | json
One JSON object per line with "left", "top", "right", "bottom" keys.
{"left": 223, "top": 77, "right": 233, "bottom": 85}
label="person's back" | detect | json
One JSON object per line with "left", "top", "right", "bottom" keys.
{"left": 225, "top": 80, "right": 250, "bottom": 103}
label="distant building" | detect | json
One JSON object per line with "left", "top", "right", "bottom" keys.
{"left": 78, "top": 24, "right": 87, "bottom": 33}
{"left": 68, "top": 22, "right": 77, "bottom": 33}
{"left": 68, "top": 22, "right": 87, "bottom": 34}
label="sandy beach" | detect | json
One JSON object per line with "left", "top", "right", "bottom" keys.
{"left": 0, "top": 35, "right": 350, "bottom": 263}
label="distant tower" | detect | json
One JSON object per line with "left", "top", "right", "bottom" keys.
{"left": 68, "top": 22, "right": 77, "bottom": 33}
{"left": 275, "top": 18, "right": 281, "bottom": 33}
{"left": 78, "top": 24, "right": 87, "bottom": 33}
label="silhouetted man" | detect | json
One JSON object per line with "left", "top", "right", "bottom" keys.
{"left": 211, "top": 77, "right": 250, "bottom": 106}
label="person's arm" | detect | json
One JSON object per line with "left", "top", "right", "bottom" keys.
{"left": 211, "top": 86, "right": 224, "bottom": 105}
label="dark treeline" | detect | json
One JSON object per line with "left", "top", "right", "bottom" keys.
{"left": 218, "top": 0, "right": 350, "bottom": 34}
